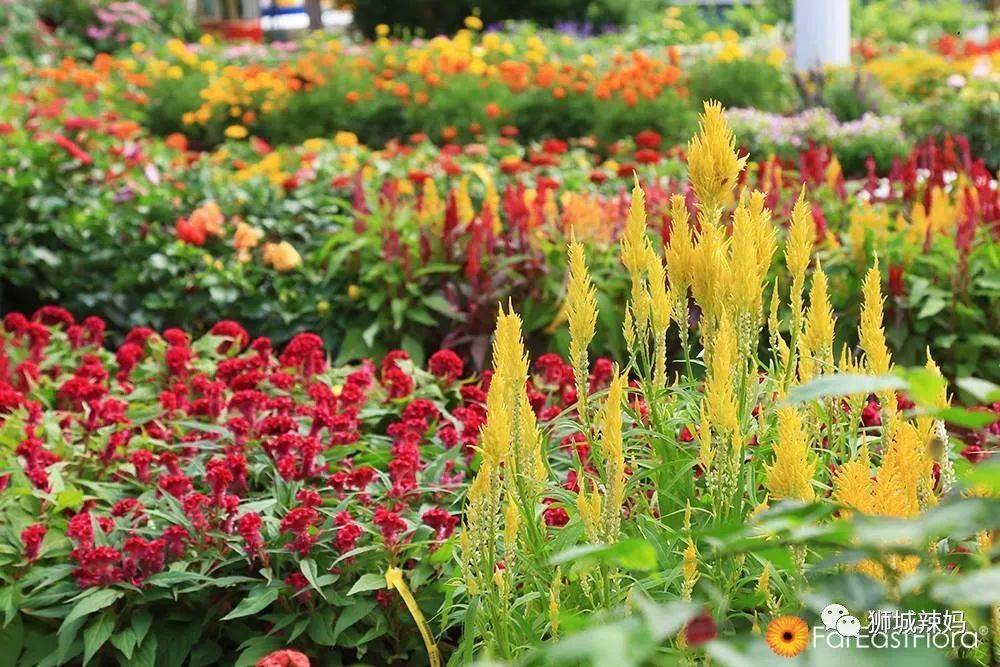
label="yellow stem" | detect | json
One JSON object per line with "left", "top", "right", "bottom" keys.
{"left": 385, "top": 567, "right": 441, "bottom": 667}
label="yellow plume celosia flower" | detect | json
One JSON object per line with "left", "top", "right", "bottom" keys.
{"left": 765, "top": 407, "right": 816, "bottom": 502}
{"left": 785, "top": 189, "right": 813, "bottom": 334}
{"left": 873, "top": 423, "right": 926, "bottom": 519}
{"left": 577, "top": 479, "right": 602, "bottom": 543}
{"left": 456, "top": 176, "right": 474, "bottom": 225}
{"left": 682, "top": 539, "right": 699, "bottom": 599}
{"left": 566, "top": 241, "right": 598, "bottom": 416}
{"left": 647, "top": 254, "right": 671, "bottom": 388}
{"left": 698, "top": 404, "right": 715, "bottom": 473}
{"left": 503, "top": 499, "right": 521, "bottom": 553}
{"left": 801, "top": 260, "right": 836, "bottom": 368}
{"left": 687, "top": 100, "right": 746, "bottom": 217}
{"left": 621, "top": 182, "right": 654, "bottom": 336}
{"left": 833, "top": 442, "right": 874, "bottom": 516}
{"left": 859, "top": 258, "right": 892, "bottom": 377}
{"left": 704, "top": 313, "right": 739, "bottom": 437}
{"left": 548, "top": 568, "right": 562, "bottom": 637}
{"left": 689, "top": 217, "right": 729, "bottom": 330}
{"left": 420, "top": 177, "right": 443, "bottom": 229}
{"left": 664, "top": 195, "right": 694, "bottom": 294}
{"left": 598, "top": 370, "right": 627, "bottom": 540}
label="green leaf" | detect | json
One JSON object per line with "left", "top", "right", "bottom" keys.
{"left": 299, "top": 559, "right": 327, "bottom": 600}
{"left": 220, "top": 586, "right": 280, "bottom": 621}
{"left": 550, "top": 538, "right": 659, "bottom": 571}
{"left": 917, "top": 295, "right": 947, "bottom": 319}
{"left": 62, "top": 589, "right": 123, "bottom": 629}
{"left": 348, "top": 573, "right": 386, "bottom": 596}
{"left": 933, "top": 406, "right": 998, "bottom": 429}
{"left": 956, "top": 377, "right": 1000, "bottom": 403}
{"left": 306, "top": 609, "right": 338, "bottom": 646}
{"left": 0, "top": 613, "right": 23, "bottom": 667}
{"left": 82, "top": 613, "right": 115, "bottom": 666}
{"left": 783, "top": 374, "right": 906, "bottom": 405}
{"left": 129, "top": 633, "right": 158, "bottom": 667}
{"left": 54, "top": 485, "right": 85, "bottom": 512}
{"left": 333, "top": 600, "right": 375, "bottom": 642}
{"left": 897, "top": 368, "right": 946, "bottom": 407}
{"left": 428, "top": 538, "right": 455, "bottom": 565}
{"left": 931, "top": 567, "right": 1000, "bottom": 606}
{"left": 110, "top": 627, "right": 138, "bottom": 660}
{"left": 131, "top": 609, "right": 152, "bottom": 645}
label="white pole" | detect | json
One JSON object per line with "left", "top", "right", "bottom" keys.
{"left": 794, "top": 0, "right": 851, "bottom": 70}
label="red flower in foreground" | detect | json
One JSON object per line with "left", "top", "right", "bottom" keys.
{"left": 21, "top": 524, "right": 47, "bottom": 561}
{"left": 428, "top": 349, "right": 464, "bottom": 385}
{"left": 256, "top": 650, "right": 310, "bottom": 667}
{"left": 683, "top": 611, "right": 717, "bottom": 646}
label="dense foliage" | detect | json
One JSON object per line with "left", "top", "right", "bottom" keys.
{"left": 2, "top": 5, "right": 999, "bottom": 665}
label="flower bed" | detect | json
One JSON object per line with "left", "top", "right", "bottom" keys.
{"left": 2, "top": 79, "right": 997, "bottom": 378}
{"left": 3, "top": 106, "right": 999, "bottom": 665}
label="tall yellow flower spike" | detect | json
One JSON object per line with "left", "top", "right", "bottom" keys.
{"left": 833, "top": 442, "right": 874, "bottom": 516}
{"left": 765, "top": 407, "right": 816, "bottom": 502}
{"left": 704, "top": 313, "right": 739, "bottom": 437}
{"left": 598, "top": 370, "right": 627, "bottom": 540}
{"left": 785, "top": 188, "right": 814, "bottom": 332}
{"left": 859, "top": 257, "right": 892, "bottom": 377}
{"left": 566, "top": 241, "right": 598, "bottom": 416}
{"left": 687, "top": 100, "right": 746, "bottom": 218}
{"left": 802, "top": 260, "right": 835, "bottom": 366}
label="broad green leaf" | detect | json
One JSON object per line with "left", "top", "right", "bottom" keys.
{"left": 61, "top": 589, "right": 123, "bottom": 629}
{"left": 931, "top": 567, "right": 1000, "bottom": 606}
{"left": 550, "top": 538, "right": 659, "bottom": 571}
{"left": 299, "top": 559, "right": 326, "bottom": 599}
{"left": 220, "top": 586, "right": 280, "bottom": 621}
{"left": 82, "top": 613, "right": 115, "bottom": 666}
{"left": 956, "top": 377, "right": 1000, "bottom": 403}
{"left": 347, "top": 573, "right": 386, "bottom": 596}
{"left": 333, "top": 600, "right": 376, "bottom": 642}
{"left": 0, "top": 613, "right": 23, "bottom": 667}
{"left": 783, "top": 374, "right": 906, "bottom": 405}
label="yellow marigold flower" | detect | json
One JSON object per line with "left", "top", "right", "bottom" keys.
{"left": 224, "top": 125, "right": 248, "bottom": 140}
{"left": 464, "top": 15, "right": 483, "bottom": 31}
{"left": 375, "top": 24, "right": 390, "bottom": 37}
{"left": 766, "top": 407, "right": 816, "bottom": 502}
{"left": 766, "top": 47, "right": 787, "bottom": 67}
{"left": 687, "top": 100, "right": 746, "bottom": 216}
{"left": 262, "top": 241, "right": 302, "bottom": 271}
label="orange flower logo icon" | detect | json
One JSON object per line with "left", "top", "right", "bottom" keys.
{"left": 766, "top": 615, "right": 810, "bottom": 657}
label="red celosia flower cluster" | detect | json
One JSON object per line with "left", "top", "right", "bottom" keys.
{"left": 0, "top": 306, "right": 612, "bottom": 599}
